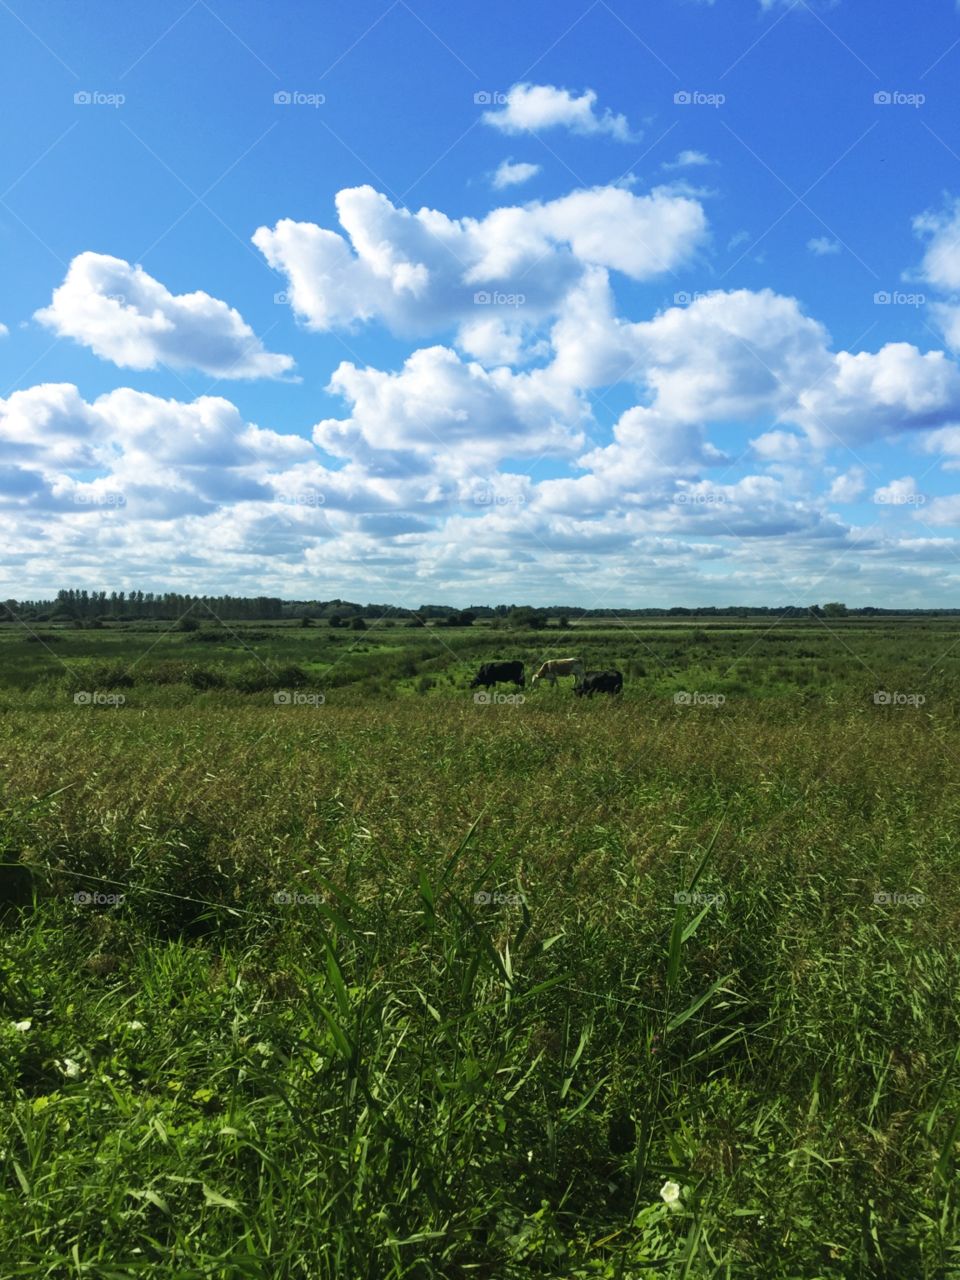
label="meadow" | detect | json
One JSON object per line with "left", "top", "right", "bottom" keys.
{"left": 2, "top": 614, "right": 960, "bottom": 1277}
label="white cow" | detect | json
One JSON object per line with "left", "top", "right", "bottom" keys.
{"left": 530, "top": 657, "right": 585, "bottom": 687}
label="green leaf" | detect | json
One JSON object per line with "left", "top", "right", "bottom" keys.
{"left": 202, "top": 1183, "right": 241, "bottom": 1211}
{"left": 666, "top": 974, "right": 735, "bottom": 1033}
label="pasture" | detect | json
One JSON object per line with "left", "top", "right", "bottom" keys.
{"left": 2, "top": 615, "right": 960, "bottom": 1277}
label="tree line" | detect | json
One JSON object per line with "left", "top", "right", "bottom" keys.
{"left": 2, "top": 591, "right": 959, "bottom": 626}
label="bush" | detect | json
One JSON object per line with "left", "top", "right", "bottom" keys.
{"left": 350, "top": 616, "right": 367, "bottom": 631}
{"left": 177, "top": 617, "right": 200, "bottom": 633}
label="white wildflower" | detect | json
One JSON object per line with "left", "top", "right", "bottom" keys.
{"left": 659, "top": 1180, "right": 681, "bottom": 1205}
{"left": 13, "top": 1019, "right": 32, "bottom": 1032}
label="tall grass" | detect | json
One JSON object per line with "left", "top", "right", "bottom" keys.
{"left": 1, "top": 623, "right": 960, "bottom": 1275}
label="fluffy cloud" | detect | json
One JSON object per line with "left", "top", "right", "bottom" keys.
{"left": 0, "top": 384, "right": 312, "bottom": 518}
{"left": 11, "top": 174, "right": 960, "bottom": 601}
{"left": 873, "top": 476, "right": 924, "bottom": 506}
{"left": 35, "top": 253, "right": 295, "bottom": 379}
{"left": 663, "top": 150, "right": 713, "bottom": 169}
{"left": 491, "top": 159, "right": 541, "bottom": 189}
{"left": 482, "top": 83, "right": 635, "bottom": 141}
{"left": 794, "top": 344, "right": 960, "bottom": 445}
{"left": 314, "top": 344, "right": 585, "bottom": 474}
{"left": 254, "top": 183, "right": 707, "bottom": 350}
{"left": 828, "top": 467, "right": 867, "bottom": 502}
{"left": 914, "top": 199, "right": 960, "bottom": 291}
{"left": 808, "top": 237, "right": 840, "bottom": 256}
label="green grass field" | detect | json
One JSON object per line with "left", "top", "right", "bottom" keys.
{"left": 2, "top": 616, "right": 960, "bottom": 1277}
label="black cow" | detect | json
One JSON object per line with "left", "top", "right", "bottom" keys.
{"left": 470, "top": 661, "right": 525, "bottom": 689}
{"left": 574, "top": 669, "right": 623, "bottom": 697}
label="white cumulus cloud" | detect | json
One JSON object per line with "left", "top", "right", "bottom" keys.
{"left": 491, "top": 158, "right": 541, "bottom": 189}
{"left": 35, "top": 252, "right": 295, "bottom": 380}
{"left": 482, "top": 83, "right": 636, "bottom": 141}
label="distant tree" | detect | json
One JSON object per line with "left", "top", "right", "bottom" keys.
{"left": 350, "top": 616, "right": 367, "bottom": 631}
{"left": 822, "top": 602, "right": 848, "bottom": 617}
{"left": 509, "top": 606, "right": 548, "bottom": 630}
{"left": 177, "top": 617, "right": 199, "bottom": 632}
{"left": 300, "top": 616, "right": 313, "bottom": 627}
{"left": 558, "top": 615, "right": 570, "bottom": 629}
{"left": 328, "top": 615, "right": 344, "bottom": 628}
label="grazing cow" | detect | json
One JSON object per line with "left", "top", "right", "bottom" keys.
{"left": 470, "top": 660, "right": 525, "bottom": 689}
{"left": 574, "top": 669, "right": 623, "bottom": 697}
{"left": 530, "top": 657, "right": 584, "bottom": 687}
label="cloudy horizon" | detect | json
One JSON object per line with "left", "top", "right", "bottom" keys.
{"left": 4, "top": 1, "right": 960, "bottom": 607}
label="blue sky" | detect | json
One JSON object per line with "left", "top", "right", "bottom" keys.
{"left": 4, "top": 0, "right": 960, "bottom": 606}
